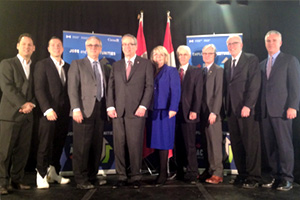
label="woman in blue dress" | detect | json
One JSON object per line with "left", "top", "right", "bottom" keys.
{"left": 147, "top": 46, "right": 181, "bottom": 186}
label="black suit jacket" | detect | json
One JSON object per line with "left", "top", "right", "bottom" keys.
{"left": 224, "top": 52, "right": 261, "bottom": 117}
{"left": 34, "top": 57, "right": 70, "bottom": 116}
{"left": 106, "top": 55, "right": 154, "bottom": 118}
{"left": 0, "top": 56, "right": 35, "bottom": 122}
{"left": 180, "top": 65, "right": 203, "bottom": 123}
{"left": 259, "top": 52, "right": 300, "bottom": 118}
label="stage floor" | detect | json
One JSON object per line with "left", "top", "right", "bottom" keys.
{"left": 1, "top": 173, "right": 300, "bottom": 200}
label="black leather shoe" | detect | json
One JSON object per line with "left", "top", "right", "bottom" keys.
{"left": 76, "top": 183, "right": 95, "bottom": 190}
{"left": 261, "top": 178, "right": 275, "bottom": 188}
{"left": 11, "top": 182, "right": 31, "bottom": 190}
{"left": 132, "top": 180, "right": 141, "bottom": 189}
{"left": 242, "top": 180, "right": 259, "bottom": 189}
{"left": 276, "top": 180, "right": 293, "bottom": 191}
{"left": 229, "top": 176, "right": 245, "bottom": 185}
{"left": 198, "top": 170, "right": 211, "bottom": 182}
{"left": 112, "top": 180, "right": 127, "bottom": 189}
{"left": 0, "top": 185, "right": 8, "bottom": 195}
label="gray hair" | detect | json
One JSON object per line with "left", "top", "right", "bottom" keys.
{"left": 226, "top": 35, "right": 243, "bottom": 44}
{"left": 122, "top": 34, "right": 137, "bottom": 45}
{"left": 176, "top": 45, "right": 191, "bottom": 56}
{"left": 202, "top": 44, "right": 217, "bottom": 54}
{"left": 85, "top": 36, "right": 102, "bottom": 46}
{"left": 265, "top": 30, "right": 282, "bottom": 41}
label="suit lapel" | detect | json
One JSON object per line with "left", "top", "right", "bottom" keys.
{"left": 83, "top": 57, "right": 96, "bottom": 81}
{"left": 226, "top": 58, "right": 232, "bottom": 82}
{"left": 269, "top": 52, "right": 283, "bottom": 79}
{"left": 14, "top": 57, "right": 27, "bottom": 81}
{"left": 127, "top": 57, "right": 140, "bottom": 81}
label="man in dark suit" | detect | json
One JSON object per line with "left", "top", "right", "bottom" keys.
{"left": 34, "top": 37, "right": 70, "bottom": 189}
{"left": 175, "top": 45, "right": 202, "bottom": 184}
{"left": 223, "top": 35, "right": 261, "bottom": 188}
{"left": 200, "top": 44, "right": 224, "bottom": 184}
{"left": 260, "top": 30, "right": 300, "bottom": 191}
{"left": 68, "top": 36, "right": 110, "bottom": 190}
{"left": 0, "top": 33, "right": 36, "bottom": 195}
{"left": 106, "top": 34, "right": 153, "bottom": 189}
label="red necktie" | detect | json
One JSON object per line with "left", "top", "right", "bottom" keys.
{"left": 179, "top": 68, "right": 184, "bottom": 83}
{"left": 127, "top": 60, "right": 132, "bottom": 80}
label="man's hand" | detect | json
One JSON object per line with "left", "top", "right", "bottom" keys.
{"left": 287, "top": 108, "right": 297, "bottom": 119}
{"left": 241, "top": 106, "right": 250, "bottom": 118}
{"left": 208, "top": 113, "right": 217, "bottom": 125}
{"left": 46, "top": 110, "right": 58, "bottom": 121}
{"left": 73, "top": 110, "right": 83, "bottom": 123}
{"left": 107, "top": 110, "right": 118, "bottom": 118}
{"left": 189, "top": 111, "right": 197, "bottom": 120}
{"left": 169, "top": 111, "right": 177, "bottom": 119}
{"left": 135, "top": 107, "right": 146, "bottom": 117}
{"left": 19, "top": 102, "right": 35, "bottom": 114}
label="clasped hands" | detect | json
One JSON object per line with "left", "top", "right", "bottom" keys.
{"left": 19, "top": 102, "right": 35, "bottom": 114}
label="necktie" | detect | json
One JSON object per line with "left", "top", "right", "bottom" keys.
{"left": 266, "top": 56, "right": 272, "bottom": 79}
{"left": 127, "top": 61, "right": 132, "bottom": 80}
{"left": 231, "top": 59, "right": 236, "bottom": 80}
{"left": 179, "top": 68, "right": 184, "bottom": 83}
{"left": 60, "top": 67, "right": 65, "bottom": 86}
{"left": 203, "top": 67, "right": 208, "bottom": 82}
{"left": 93, "top": 61, "right": 102, "bottom": 101}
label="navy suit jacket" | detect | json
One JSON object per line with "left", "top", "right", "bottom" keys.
{"left": 153, "top": 64, "right": 181, "bottom": 112}
{"left": 259, "top": 52, "right": 300, "bottom": 118}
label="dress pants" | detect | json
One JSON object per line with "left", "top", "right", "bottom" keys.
{"left": 36, "top": 110, "right": 69, "bottom": 177}
{"left": 0, "top": 119, "right": 33, "bottom": 186}
{"left": 72, "top": 101, "right": 104, "bottom": 184}
{"left": 200, "top": 111, "right": 223, "bottom": 177}
{"left": 227, "top": 113, "right": 261, "bottom": 181}
{"left": 261, "top": 114, "right": 294, "bottom": 182}
{"left": 112, "top": 116, "right": 145, "bottom": 181}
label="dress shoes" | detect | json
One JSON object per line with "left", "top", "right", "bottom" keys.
{"left": 132, "top": 180, "right": 141, "bottom": 189}
{"left": 76, "top": 183, "right": 95, "bottom": 190}
{"left": 112, "top": 180, "right": 127, "bottom": 189}
{"left": 36, "top": 171, "right": 49, "bottom": 189}
{"left": 11, "top": 181, "right": 31, "bottom": 190}
{"left": 90, "top": 179, "right": 107, "bottom": 186}
{"left": 276, "top": 180, "right": 293, "bottom": 191}
{"left": 242, "top": 180, "right": 259, "bottom": 189}
{"left": 47, "top": 165, "right": 70, "bottom": 184}
{"left": 205, "top": 175, "right": 223, "bottom": 184}
{"left": 261, "top": 178, "right": 275, "bottom": 188}
{"left": 229, "top": 176, "right": 245, "bottom": 185}
{"left": 198, "top": 170, "right": 211, "bottom": 182}
{"left": 0, "top": 185, "right": 8, "bottom": 195}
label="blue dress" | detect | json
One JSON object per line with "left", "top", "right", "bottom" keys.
{"left": 147, "top": 65, "right": 181, "bottom": 150}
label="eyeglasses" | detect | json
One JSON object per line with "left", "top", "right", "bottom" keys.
{"left": 202, "top": 53, "right": 215, "bottom": 56}
{"left": 86, "top": 44, "right": 101, "bottom": 48}
{"left": 227, "top": 42, "right": 240, "bottom": 46}
{"left": 122, "top": 43, "right": 136, "bottom": 47}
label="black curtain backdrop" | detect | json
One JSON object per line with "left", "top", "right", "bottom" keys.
{"left": 1, "top": 0, "right": 300, "bottom": 183}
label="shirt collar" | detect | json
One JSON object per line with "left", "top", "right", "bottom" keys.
{"left": 268, "top": 50, "right": 280, "bottom": 60}
{"left": 87, "top": 56, "right": 99, "bottom": 64}
{"left": 180, "top": 63, "right": 189, "bottom": 72}
{"left": 17, "top": 54, "right": 32, "bottom": 65}
{"left": 50, "top": 55, "right": 65, "bottom": 67}
{"left": 231, "top": 51, "right": 242, "bottom": 64}
{"left": 204, "top": 62, "right": 213, "bottom": 71}
{"left": 125, "top": 54, "right": 136, "bottom": 65}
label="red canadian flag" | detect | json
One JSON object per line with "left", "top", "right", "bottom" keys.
{"left": 136, "top": 11, "right": 148, "bottom": 59}
{"left": 163, "top": 11, "right": 176, "bottom": 68}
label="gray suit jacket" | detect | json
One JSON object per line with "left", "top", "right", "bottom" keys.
{"left": 203, "top": 63, "right": 223, "bottom": 119}
{"left": 106, "top": 55, "right": 154, "bottom": 118}
{"left": 259, "top": 52, "right": 300, "bottom": 118}
{"left": 68, "top": 57, "right": 110, "bottom": 118}
{"left": 0, "top": 56, "right": 35, "bottom": 122}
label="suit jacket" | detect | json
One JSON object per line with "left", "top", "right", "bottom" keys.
{"left": 153, "top": 64, "right": 180, "bottom": 112}
{"left": 180, "top": 65, "right": 203, "bottom": 123}
{"left": 34, "top": 57, "right": 70, "bottom": 116}
{"left": 68, "top": 57, "right": 111, "bottom": 118}
{"left": 0, "top": 56, "right": 35, "bottom": 122}
{"left": 203, "top": 63, "right": 223, "bottom": 119}
{"left": 106, "top": 55, "right": 154, "bottom": 118}
{"left": 224, "top": 52, "right": 261, "bottom": 117}
{"left": 259, "top": 52, "right": 300, "bottom": 118}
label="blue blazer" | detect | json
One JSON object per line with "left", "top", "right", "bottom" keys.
{"left": 153, "top": 64, "right": 181, "bottom": 112}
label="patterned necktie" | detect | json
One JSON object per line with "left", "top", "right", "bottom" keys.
{"left": 231, "top": 59, "right": 236, "bottom": 80}
{"left": 127, "top": 60, "right": 132, "bottom": 80}
{"left": 93, "top": 61, "right": 102, "bottom": 101}
{"left": 266, "top": 56, "right": 272, "bottom": 79}
{"left": 179, "top": 68, "right": 184, "bottom": 83}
